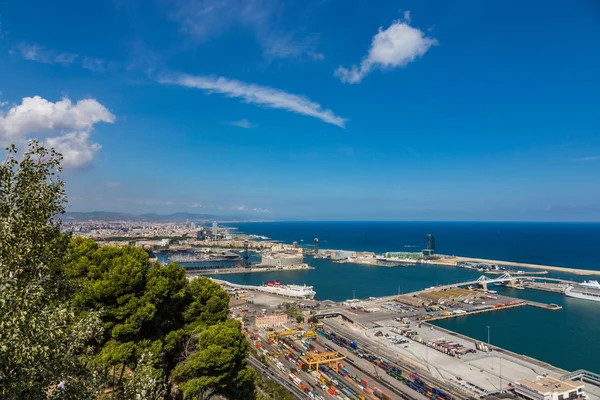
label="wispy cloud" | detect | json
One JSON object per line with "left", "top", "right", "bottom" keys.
{"left": 167, "top": 0, "right": 323, "bottom": 61}
{"left": 307, "top": 50, "right": 325, "bottom": 61}
{"left": 16, "top": 43, "right": 78, "bottom": 65}
{"left": 135, "top": 199, "right": 175, "bottom": 206}
{"left": 190, "top": 203, "right": 270, "bottom": 213}
{"left": 572, "top": 156, "right": 600, "bottom": 162}
{"left": 227, "top": 118, "right": 257, "bottom": 129}
{"left": 335, "top": 12, "right": 437, "bottom": 84}
{"left": 158, "top": 73, "right": 346, "bottom": 128}
{"left": 82, "top": 57, "right": 107, "bottom": 72}
{"left": 14, "top": 43, "right": 108, "bottom": 72}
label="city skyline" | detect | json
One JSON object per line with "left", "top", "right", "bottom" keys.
{"left": 1, "top": 0, "right": 599, "bottom": 221}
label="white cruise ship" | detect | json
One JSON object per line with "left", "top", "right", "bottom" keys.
{"left": 260, "top": 281, "right": 316, "bottom": 299}
{"left": 565, "top": 280, "right": 600, "bottom": 303}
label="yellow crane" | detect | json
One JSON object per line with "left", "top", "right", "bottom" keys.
{"left": 301, "top": 351, "right": 347, "bottom": 372}
{"left": 304, "top": 331, "right": 318, "bottom": 340}
{"left": 267, "top": 329, "right": 299, "bottom": 341}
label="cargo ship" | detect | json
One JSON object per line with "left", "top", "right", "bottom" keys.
{"left": 260, "top": 280, "right": 316, "bottom": 299}
{"left": 565, "top": 280, "right": 600, "bottom": 303}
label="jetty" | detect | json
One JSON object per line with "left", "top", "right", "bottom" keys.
{"left": 437, "top": 256, "right": 600, "bottom": 276}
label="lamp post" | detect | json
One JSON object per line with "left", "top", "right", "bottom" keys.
{"left": 487, "top": 326, "right": 494, "bottom": 371}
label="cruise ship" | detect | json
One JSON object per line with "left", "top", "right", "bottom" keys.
{"left": 260, "top": 280, "right": 316, "bottom": 299}
{"left": 565, "top": 280, "right": 600, "bottom": 303}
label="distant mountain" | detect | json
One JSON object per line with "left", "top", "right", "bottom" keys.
{"left": 63, "top": 211, "right": 249, "bottom": 222}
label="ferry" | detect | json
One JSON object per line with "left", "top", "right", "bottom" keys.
{"left": 261, "top": 280, "right": 316, "bottom": 299}
{"left": 565, "top": 280, "right": 600, "bottom": 303}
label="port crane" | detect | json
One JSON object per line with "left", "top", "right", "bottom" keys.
{"left": 301, "top": 351, "right": 347, "bottom": 372}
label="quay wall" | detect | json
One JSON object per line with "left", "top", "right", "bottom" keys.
{"left": 422, "top": 322, "right": 569, "bottom": 374}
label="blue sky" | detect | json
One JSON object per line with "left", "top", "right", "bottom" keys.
{"left": 1, "top": 0, "right": 599, "bottom": 221}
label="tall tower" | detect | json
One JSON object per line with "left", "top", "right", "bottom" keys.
{"left": 426, "top": 234, "right": 436, "bottom": 253}
{"left": 243, "top": 240, "right": 250, "bottom": 268}
{"left": 212, "top": 221, "right": 218, "bottom": 236}
{"left": 314, "top": 238, "right": 319, "bottom": 255}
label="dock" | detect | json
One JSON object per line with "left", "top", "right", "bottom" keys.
{"left": 184, "top": 264, "right": 314, "bottom": 276}
{"left": 524, "top": 282, "right": 567, "bottom": 294}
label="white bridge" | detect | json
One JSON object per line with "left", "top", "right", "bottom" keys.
{"left": 412, "top": 274, "right": 574, "bottom": 293}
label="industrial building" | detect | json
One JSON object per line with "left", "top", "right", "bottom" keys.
{"left": 515, "top": 375, "right": 585, "bottom": 400}
{"left": 330, "top": 250, "right": 353, "bottom": 260}
{"left": 254, "top": 314, "right": 289, "bottom": 328}
{"left": 260, "top": 252, "right": 304, "bottom": 267}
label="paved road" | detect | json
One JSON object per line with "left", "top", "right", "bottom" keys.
{"left": 248, "top": 356, "right": 309, "bottom": 400}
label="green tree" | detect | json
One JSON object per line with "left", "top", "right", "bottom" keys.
{"left": 0, "top": 142, "right": 103, "bottom": 399}
{"left": 64, "top": 239, "right": 194, "bottom": 396}
{"left": 64, "top": 237, "right": 255, "bottom": 399}
{"left": 173, "top": 320, "right": 257, "bottom": 400}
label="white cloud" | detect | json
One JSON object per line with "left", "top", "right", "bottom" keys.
{"left": 159, "top": 73, "right": 346, "bottom": 128}
{"left": 572, "top": 156, "right": 600, "bottom": 162}
{"left": 0, "top": 96, "right": 115, "bottom": 168}
{"left": 335, "top": 15, "right": 437, "bottom": 84}
{"left": 227, "top": 119, "right": 257, "bottom": 129}
{"left": 44, "top": 131, "right": 101, "bottom": 169}
{"left": 16, "top": 43, "right": 78, "bottom": 65}
{"left": 0, "top": 96, "right": 115, "bottom": 138}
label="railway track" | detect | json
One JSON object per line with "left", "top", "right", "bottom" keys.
{"left": 322, "top": 320, "right": 476, "bottom": 400}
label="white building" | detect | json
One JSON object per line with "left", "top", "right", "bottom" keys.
{"left": 212, "top": 221, "right": 218, "bottom": 236}
{"left": 515, "top": 375, "right": 585, "bottom": 400}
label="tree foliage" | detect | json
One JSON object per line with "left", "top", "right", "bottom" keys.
{"left": 0, "top": 142, "right": 259, "bottom": 400}
{"left": 173, "top": 320, "right": 256, "bottom": 400}
{"left": 0, "top": 142, "right": 103, "bottom": 399}
{"left": 64, "top": 237, "right": 253, "bottom": 399}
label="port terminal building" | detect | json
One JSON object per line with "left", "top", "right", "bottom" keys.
{"left": 515, "top": 375, "right": 585, "bottom": 400}
{"left": 260, "top": 248, "right": 304, "bottom": 267}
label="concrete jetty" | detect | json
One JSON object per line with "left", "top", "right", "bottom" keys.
{"left": 439, "top": 256, "right": 600, "bottom": 276}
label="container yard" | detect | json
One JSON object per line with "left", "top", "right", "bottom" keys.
{"left": 219, "top": 272, "right": 600, "bottom": 400}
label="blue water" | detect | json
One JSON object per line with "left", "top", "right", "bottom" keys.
{"left": 227, "top": 221, "right": 600, "bottom": 270}
{"left": 216, "top": 222, "right": 600, "bottom": 374}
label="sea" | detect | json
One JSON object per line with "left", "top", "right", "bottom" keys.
{"left": 208, "top": 221, "right": 600, "bottom": 374}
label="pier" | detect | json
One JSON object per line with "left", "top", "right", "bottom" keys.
{"left": 184, "top": 264, "right": 313, "bottom": 276}
{"left": 445, "top": 256, "right": 600, "bottom": 276}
